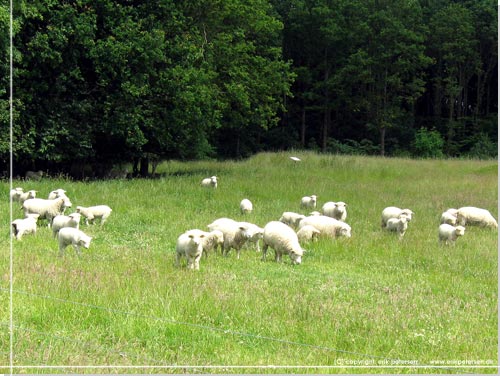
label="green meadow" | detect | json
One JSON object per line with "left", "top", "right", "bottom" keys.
{"left": 1, "top": 152, "right": 498, "bottom": 374}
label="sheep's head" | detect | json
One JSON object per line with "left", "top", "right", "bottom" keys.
{"left": 79, "top": 234, "right": 92, "bottom": 249}
{"left": 289, "top": 246, "right": 304, "bottom": 265}
{"left": 455, "top": 226, "right": 465, "bottom": 237}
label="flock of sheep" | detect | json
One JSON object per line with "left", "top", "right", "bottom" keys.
{"left": 10, "top": 187, "right": 112, "bottom": 256}
{"left": 9, "top": 172, "right": 498, "bottom": 270}
{"left": 174, "top": 175, "right": 499, "bottom": 270}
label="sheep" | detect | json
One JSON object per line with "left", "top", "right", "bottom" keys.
{"left": 440, "top": 209, "right": 458, "bottom": 225}
{"left": 298, "top": 215, "right": 351, "bottom": 238}
{"left": 25, "top": 170, "right": 44, "bottom": 181}
{"left": 201, "top": 176, "right": 218, "bottom": 189}
{"left": 10, "top": 187, "right": 24, "bottom": 203}
{"left": 296, "top": 225, "right": 320, "bottom": 243}
{"left": 18, "top": 190, "right": 37, "bottom": 205}
{"left": 381, "top": 207, "right": 414, "bottom": 227}
{"left": 240, "top": 198, "right": 253, "bottom": 214}
{"left": 261, "top": 221, "right": 305, "bottom": 265}
{"left": 239, "top": 222, "right": 264, "bottom": 252}
{"left": 76, "top": 205, "right": 113, "bottom": 225}
{"left": 300, "top": 195, "right": 317, "bottom": 209}
{"left": 207, "top": 218, "right": 252, "bottom": 259}
{"left": 11, "top": 214, "right": 40, "bottom": 240}
{"left": 201, "top": 230, "right": 224, "bottom": 257}
{"left": 309, "top": 211, "right": 322, "bottom": 216}
{"left": 48, "top": 188, "right": 67, "bottom": 200}
{"left": 57, "top": 227, "right": 92, "bottom": 256}
{"left": 175, "top": 229, "right": 206, "bottom": 270}
{"left": 279, "top": 211, "right": 306, "bottom": 229}
{"left": 51, "top": 213, "right": 82, "bottom": 238}
{"left": 384, "top": 216, "right": 409, "bottom": 240}
{"left": 322, "top": 201, "right": 348, "bottom": 221}
{"left": 456, "top": 207, "right": 498, "bottom": 228}
{"left": 22, "top": 197, "right": 72, "bottom": 226}
{"left": 438, "top": 224, "right": 465, "bottom": 245}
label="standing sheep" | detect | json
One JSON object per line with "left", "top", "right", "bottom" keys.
{"left": 11, "top": 214, "right": 40, "bottom": 240}
{"left": 201, "top": 176, "right": 218, "bottom": 189}
{"left": 207, "top": 218, "right": 252, "bottom": 259}
{"left": 57, "top": 227, "right": 92, "bottom": 256}
{"left": 23, "top": 197, "right": 72, "bottom": 226}
{"left": 48, "top": 189, "right": 67, "bottom": 200}
{"left": 51, "top": 213, "right": 82, "bottom": 238}
{"left": 10, "top": 187, "right": 24, "bottom": 203}
{"left": 261, "top": 221, "right": 305, "bottom": 265}
{"left": 438, "top": 224, "right": 465, "bottom": 245}
{"left": 279, "top": 211, "right": 306, "bottom": 229}
{"left": 239, "top": 222, "right": 264, "bottom": 252}
{"left": 456, "top": 207, "right": 498, "bottom": 228}
{"left": 381, "top": 207, "right": 414, "bottom": 227}
{"left": 300, "top": 195, "right": 317, "bottom": 209}
{"left": 201, "top": 230, "right": 224, "bottom": 257}
{"left": 76, "top": 205, "right": 113, "bottom": 225}
{"left": 322, "top": 201, "right": 348, "bottom": 222}
{"left": 18, "top": 190, "right": 37, "bottom": 206}
{"left": 384, "top": 216, "right": 409, "bottom": 240}
{"left": 298, "top": 215, "right": 351, "bottom": 238}
{"left": 296, "top": 225, "right": 321, "bottom": 243}
{"left": 240, "top": 198, "right": 253, "bottom": 214}
{"left": 175, "top": 229, "right": 206, "bottom": 270}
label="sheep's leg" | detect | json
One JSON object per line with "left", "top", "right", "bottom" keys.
{"left": 261, "top": 244, "right": 268, "bottom": 261}
{"left": 187, "top": 255, "right": 195, "bottom": 270}
{"left": 73, "top": 244, "right": 82, "bottom": 256}
{"left": 175, "top": 252, "right": 182, "bottom": 267}
{"left": 58, "top": 245, "right": 65, "bottom": 257}
{"left": 194, "top": 254, "right": 202, "bottom": 270}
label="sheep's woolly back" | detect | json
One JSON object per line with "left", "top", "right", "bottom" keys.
{"left": 299, "top": 215, "right": 351, "bottom": 238}
{"left": 240, "top": 199, "right": 253, "bottom": 213}
{"left": 439, "top": 224, "right": 466, "bottom": 242}
{"left": 279, "top": 212, "right": 306, "bottom": 228}
{"left": 456, "top": 207, "right": 498, "bottom": 228}
{"left": 296, "top": 225, "right": 320, "bottom": 242}
{"left": 23, "top": 197, "right": 67, "bottom": 221}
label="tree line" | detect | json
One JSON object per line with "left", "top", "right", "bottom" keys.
{"left": 0, "top": 0, "right": 497, "bottom": 178}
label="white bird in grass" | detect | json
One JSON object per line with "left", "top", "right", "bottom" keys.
{"left": 290, "top": 156, "right": 301, "bottom": 162}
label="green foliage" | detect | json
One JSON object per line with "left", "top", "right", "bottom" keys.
{"left": 412, "top": 128, "right": 445, "bottom": 158}
{"left": 466, "top": 132, "right": 498, "bottom": 160}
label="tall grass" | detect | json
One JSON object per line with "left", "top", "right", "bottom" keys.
{"left": 1, "top": 152, "right": 498, "bottom": 374}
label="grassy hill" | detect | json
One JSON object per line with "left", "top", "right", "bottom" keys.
{"left": 1, "top": 152, "right": 498, "bottom": 373}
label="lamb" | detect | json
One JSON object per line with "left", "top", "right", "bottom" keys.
{"left": 201, "top": 230, "right": 224, "bottom": 257}
{"left": 279, "top": 211, "right": 306, "bottom": 229}
{"left": 240, "top": 198, "right": 253, "bottom": 214}
{"left": 381, "top": 206, "right": 414, "bottom": 227}
{"left": 296, "top": 225, "right": 320, "bottom": 243}
{"left": 10, "top": 187, "right": 24, "bottom": 203}
{"left": 207, "top": 218, "right": 252, "bottom": 259}
{"left": 175, "top": 229, "right": 206, "bottom": 270}
{"left": 456, "top": 207, "right": 498, "bottom": 228}
{"left": 261, "top": 221, "right": 305, "bottom": 265}
{"left": 201, "top": 176, "right": 218, "bottom": 189}
{"left": 322, "top": 201, "right": 348, "bottom": 221}
{"left": 76, "top": 205, "right": 113, "bottom": 225}
{"left": 440, "top": 208, "right": 458, "bottom": 225}
{"left": 298, "top": 215, "right": 351, "bottom": 238}
{"left": 384, "top": 216, "right": 409, "bottom": 239}
{"left": 57, "top": 227, "right": 92, "bottom": 256}
{"left": 438, "top": 224, "right": 465, "bottom": 245}
{"left": 11, "top": 214, "right": 40, "bottom": 240}
{"left": 300, "top": 195, "right": 317, "bottom": 209}
{"left": 22, "top": 197, "right": 72, "bottom": 225}
{"left": 239, "top": 222, "right": 264, "bottom": 252}
{"left": 48, "top": 188, "right": 67, "bottom": 200}
{"left": 18, "top": 190, "right": 37, "bottom": 205}
{"left": 51, "top": 213, "right": 82, "bottom": 238}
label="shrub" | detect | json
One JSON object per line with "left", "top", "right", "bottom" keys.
{"left": 412, "top": 128, "right": 444, "bottom": 158}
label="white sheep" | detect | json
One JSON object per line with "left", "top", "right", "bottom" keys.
{"left": 23, "top": 197, "right": 72, "bottom": 226}
{"left": 207, "top": 218, "right": 252, "bottom": 259}
{"left": 456, "top": 207, "right": 498, "bottom": 228}
{"left": 201, "top": 230, "right": 224, "bottom": 257}
{"left": 279, "top": 211, "right": 306, "bottom": 229}
{"left": 10, "top": 187, "right": 24, "bottom": 203}
{"left": 11, "top": 214, "right": 40, "bottom": 240}
{"left": 322, "top": 201, "right": 348, "bottom": 221}
{"left": 261, "top": 221, "right": 305, "bottom": 265}
{"left": 48, "top": 188, "right": 67, "bottom": 200}
{"left": 440, "top": 208, "right": 458, "bottom": 225}
{"left": 298, "top": 215, "right": 351, "bottom": 238}
{"left": 51, "top": 213, "right": 82, "bottom": 238}
{"left": 57, "top": 227, "right": 92, "bottom": 256}
{"left": 175, "top": 229, "right": 206, "bottom": 270}
{"left": 240, "top": 222, "right": 264, "bottom": 252}
{"left": 240, "top": 198, "right": 253, "bottom": 214}
{"left": 384, "top": 216, "right": 409, "bottom": 239}
{"left": 381, "top": 206, "right": 414, "bottom": 227}
{"left": 296, "top": 225, "right": 320, "bottom": 243}
{"left": 76, "top": 205, "right": 113, "bottom": 225}
{"left": 300, "top": 195, "right": 317, "bottom": 209}
{"left": 438, "top": 224, "right": 465, "bottom": 245}
{"left": 18, "top": 190, "right": 37, "bottom": 205}
{"left": 309, "top": 211, "right": 322, "bottom": 216}
{"left": 201, "top": 176, "right": 218, "bottom": 189}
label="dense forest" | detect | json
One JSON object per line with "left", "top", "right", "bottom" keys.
{"left": 1, "top": 0, "right": 497, "bottom": 178}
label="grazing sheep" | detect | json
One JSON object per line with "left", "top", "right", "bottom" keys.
{"left": 261, "top": 221, "right": 305, "bottom": 265}
{"left": 10, "top": 187, "right": 24, "bottom": 203}
{"left": 296, "top": 225, "right": 320, "bottom": 243}
{"left": 440, "top": 209, "right": 458, "bottom": 225}
{"left": 48, "top": 189, "right": 67, "bottom": 200}
{"left": 298, "top": 215, "right": 351, "bottom": 238}
{"left": 18, "top": 190, "right": 37, "bottom": 205}
{"left": 57, "top": 227, "right": 92, "bottom": 256}
{"left": 207, "top": 218, "right": 252, "bottom": 259}
{"left": 201, "top": 230, "right": 224, "bottom": 257}
{"left": 300, "top": 195, "right": 317, "bottom": 209}
{"left": 201, "top": 176, "right": 218, "bottom": 189}
{"left": 25, "top": 170, "right": 44, "bottom": 181}
{"left": 384, "top": 216, "right": 409, "bottom": 239}
{"left": 322, "top": 201, "right": 348, "bottom": 221}
{"left": 11, "top": 214, "right": 40, "bottom": 240}
{"left": 381, "top": 207, "right": 414, "bottom": 227}
{"left": 279, "top": 211, "right": 306, "bottom": 229}
{"left": 240, "top": 198, "right": 253, "bottom": 214}
{"left": 456, "top": 207, "right": 498, "bottom": 228}
{"left": 76, "top": 205, "right": 113, "bottom": 225}
{"left": 23, "top": 197, "right": 72, "bottom": 226}
{"left": 51, "top": 213, "right": 82, "bottom": 238}
{"left": 175, "top": 229, "right": 206, "bottom": 270}
{"left": 240, "top": 222, "right": 264, "bottom": 252}
{"left": 438, "top": 224, "right": 465, "bottom": 245}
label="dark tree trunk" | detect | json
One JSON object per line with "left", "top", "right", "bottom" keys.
{"left": 139, "top": 157, "right": 149, "bottom": 177}
{"left": 300, "top": 106, "right": 306, "bottom": 147}
{"left": 380, "top": 127, "right": 386, "bottom": 157}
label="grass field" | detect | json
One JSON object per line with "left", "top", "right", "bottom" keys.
{"left": 1, "top": 152, "right": 498, "bottom": 374}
